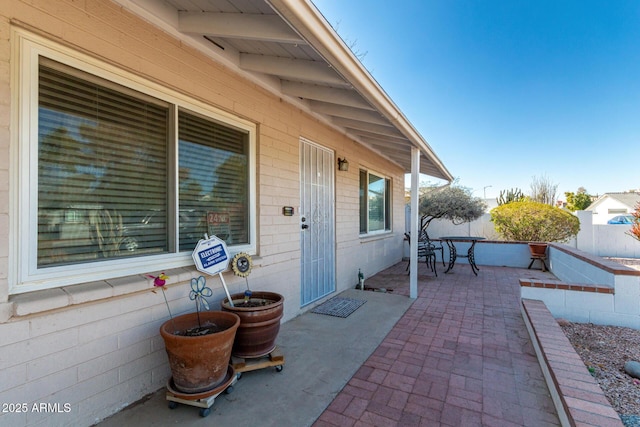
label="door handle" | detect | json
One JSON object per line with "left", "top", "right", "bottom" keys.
{"left": 301, "top": 224, "right": 309, "bottom": 230}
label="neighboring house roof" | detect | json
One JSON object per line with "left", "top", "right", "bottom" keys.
{"left": 586, "top": 192, "right": 640, "bottom": 211}
{"left": 118, "top": 0, "right": 453, "bottom": 181}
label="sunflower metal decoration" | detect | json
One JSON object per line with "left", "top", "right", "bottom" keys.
{"left": 231, "top": 252, "right": 253, "bottom": 278}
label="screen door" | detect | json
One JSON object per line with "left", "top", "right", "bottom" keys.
{"left": 299, "top": 139, "right": 335, "bottom": 306}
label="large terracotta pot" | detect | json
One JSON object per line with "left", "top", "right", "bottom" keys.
{"left": 528, "top": 243, "right": 548, "bottom": 257}
{"left": 221, "top": 291, "right": 284, "bottom": 359}
{"left": 160, "top": 311, "right": 240, "bottom": 393}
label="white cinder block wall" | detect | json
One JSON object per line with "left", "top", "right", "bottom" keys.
{"left": 521, "top": 246, "right": 640, "bottom": 329}
{"left": 0, "top": 1, "right": 406, "bottom": 425}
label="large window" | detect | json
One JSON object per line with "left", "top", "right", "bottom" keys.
{"left": 37, "top": 60, "right": 171, "bottom": 267}
{"left": 178, "top": 111, "right": 249, "bottom": 251}
{"left": 14, "top": 31, "right": 255, "bottom": 291}
{"left": 359, "top": 169, "right": 391, "bottom": 234}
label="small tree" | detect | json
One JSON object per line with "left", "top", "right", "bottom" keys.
{"left": 418, "top": 184, "right": 486, "bottom": 232}
{"left": 490, "top": 200, "right": 580, "bottom": 242}
{"left": 529, "top": 175, "right": 558, "bottom": 206}
{"left": 565, "top": 187, "right": 593, "bottom": 211}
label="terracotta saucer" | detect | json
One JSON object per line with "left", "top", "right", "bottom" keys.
{"left": 166, "top": 365, "right": 235, "bottom": 400}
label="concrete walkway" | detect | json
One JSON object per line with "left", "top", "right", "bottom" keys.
{"left": 97, "top": 285, "right": 413, "bottom": 426}
{"left": 98, "top": 262, "right": 560, "bottom": 426}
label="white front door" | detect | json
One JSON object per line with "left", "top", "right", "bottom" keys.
{"left": 299, "top": 138, "right": 335, "bottom": 306}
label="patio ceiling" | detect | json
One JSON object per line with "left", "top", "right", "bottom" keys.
{"left": 118, "top": 0, "right": 453, "bottom": 181}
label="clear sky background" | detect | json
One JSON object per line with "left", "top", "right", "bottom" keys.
{"left": 312, "top": 0, "right": 640, "bottom": 200}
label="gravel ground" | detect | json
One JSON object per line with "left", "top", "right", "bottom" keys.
{"left": 560, "top": 321, "right": 640, "bottom": 426}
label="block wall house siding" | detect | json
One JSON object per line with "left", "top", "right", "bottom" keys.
{"left": 0, "top": 1, "right": 406, "bottom": 426}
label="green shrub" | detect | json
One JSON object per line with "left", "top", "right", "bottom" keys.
{"left": 490, "top": 200, "right": 580, "bottom": 242}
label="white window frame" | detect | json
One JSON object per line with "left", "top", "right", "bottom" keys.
{"left": 359, "top": 168, "right": 392, "bottom": 236}
{"left": 10, "top": 29, "right": 256, "bottom": 293}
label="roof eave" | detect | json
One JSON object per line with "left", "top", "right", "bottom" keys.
{"left": 267, "top": 0, "right": 453, "bottom": 181}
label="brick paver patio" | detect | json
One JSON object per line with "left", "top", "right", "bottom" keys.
{"left": 314, "top": 262, "right": 561, "bottom": 426}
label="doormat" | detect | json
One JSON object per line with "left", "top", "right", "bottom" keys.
{"left": 311, "top": 297, "right": 366, "bottom": 318}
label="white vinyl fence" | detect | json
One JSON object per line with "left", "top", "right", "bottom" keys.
{"left": 405, "top": 207, "right": 640, "bottom": 259}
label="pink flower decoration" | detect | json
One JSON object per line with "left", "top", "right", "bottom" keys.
{"left": 149, "top": 273, "right": 169, "bottom": 287}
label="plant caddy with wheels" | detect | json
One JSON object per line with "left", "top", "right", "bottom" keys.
{"left": 223, "top": 251, "right": 285, "bottom": 377}
{"left": 162, "top": 234, "right": 240, "bottom": 417}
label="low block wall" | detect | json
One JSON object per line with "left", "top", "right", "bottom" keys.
{"left": 522, "top": 245, "right": 640, "bottom": 329}
{"left": 521, "top": 299, "right": 623, "bottom": 427}
{"left": 404, "top": 240, "right": 536, "bottom": 269}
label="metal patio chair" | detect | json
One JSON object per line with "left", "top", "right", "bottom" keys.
{"left": 405, "top": 232, "right": 437, "bottom": 276}
{"left": 419, "top": 230, "right": 445, "bottom": 268}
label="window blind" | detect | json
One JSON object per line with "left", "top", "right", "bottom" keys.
{"left": 37, "top": 61, "right": 169, "bottom": 266}
{"left": 178, "top": 110, "right": 249, "bottom": 250}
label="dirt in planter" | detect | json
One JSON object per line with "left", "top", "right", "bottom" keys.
{"left": 232, "top": 298, "right": 276, "bottom": 308}
{"left": 173, "top": 321, "right": 226, "bottom": 337}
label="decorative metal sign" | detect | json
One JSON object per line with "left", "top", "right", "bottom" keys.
{"left": 192, "top": 235, "right": 230, "bottom": 276}
{"left": 231, "top": 252, "right": 253, "bottom": 278}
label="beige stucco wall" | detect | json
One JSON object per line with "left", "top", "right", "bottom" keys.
{"left": 0, "top": 1, "right": 406, "bottom": 425}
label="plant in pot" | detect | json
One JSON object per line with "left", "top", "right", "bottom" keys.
{"left": 154, "top": 273, "right": 240, "bottom": 394}
{"left": 490, "top": 200, "right": 580, "bottom": 260}
{"left": 220, "top": 253, "right": 285, "bottom": 359}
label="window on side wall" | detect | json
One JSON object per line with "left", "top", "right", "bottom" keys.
{"left": 359, "top": 169, "right": 391, "bottom": 235}
{"left": 14, "top": 32, "right": 255, "bottom": 292}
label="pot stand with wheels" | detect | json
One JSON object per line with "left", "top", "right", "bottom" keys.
{"left": 224, "top": 253, "right": 286, "bottom": 379}
{"left": 231, "top": 345, "right": 285, "bottom": 379}
{"left": 165, "top": 365, "right": 237, "bottom": 417}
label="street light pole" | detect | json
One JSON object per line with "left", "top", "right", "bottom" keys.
{"left": 483, "top": 185, "right": 492, "bottom": 199}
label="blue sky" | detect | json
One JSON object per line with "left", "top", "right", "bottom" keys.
{"left": 312, "top": 0, "right": 640, "bottom": 200}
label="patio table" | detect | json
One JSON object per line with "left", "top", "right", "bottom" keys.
{"left": 439, "top": 236, "right": 486, "bottom": 276}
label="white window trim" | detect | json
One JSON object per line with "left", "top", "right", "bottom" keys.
{"left": 359, "top": 168, "right": 392, "bottom": 236}
{"left": 10, "top": 28, "right": 256, "bottom": 294}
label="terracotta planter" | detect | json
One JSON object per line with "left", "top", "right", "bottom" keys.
{"left": 528, "top": 243, "right": 548, "bottom": 257}
{"left": 221, "top": 291, "right": 284, "bottom": 359}
{"left": 160, "top": 311, "right": 240, "bottom": 393}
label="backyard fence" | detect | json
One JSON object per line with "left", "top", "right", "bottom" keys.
{"left": 405, "top": 207, "right": 640, "bottom": 259}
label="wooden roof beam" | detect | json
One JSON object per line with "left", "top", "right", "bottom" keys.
{"left": 281, "top": 80, "right": 373, "bottom": 110}
{"left": 239, "top": 54, "right": 348, "bottom": 86}
{"left": 178, "top": 11, "right": 304, "bottom": 44}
